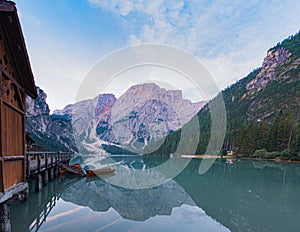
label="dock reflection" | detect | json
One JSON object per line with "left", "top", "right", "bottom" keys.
{"left": 10, "top": 177, "right": 81, "bottom": 232}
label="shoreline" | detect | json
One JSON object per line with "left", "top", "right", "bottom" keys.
{"left": 180, "top": 154, "right": 300, "bottom": 163}
{"left": 181, "top": 154, "right": 237, "bottom": 159}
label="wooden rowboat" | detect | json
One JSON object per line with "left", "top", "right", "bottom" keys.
{"left": 85, "top": 168, "right": 115, "bottom": 177}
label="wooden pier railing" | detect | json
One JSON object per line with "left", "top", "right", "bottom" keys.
{"left": 26, "top": 151, "right": 71, "bottom": 177}
{"left": 26, "top": 151, "right": 72, "bottom": 192}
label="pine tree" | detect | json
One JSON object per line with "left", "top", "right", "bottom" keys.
{"left": 295, "top": 120, "right": 300, "bottom": 154}
{"left": 276, "top": 111, "right": 292, "bottom": 152}
{"left": 246, "top": 121, "right": 257, "bottom": 154}
{"left": 257, "top": 121, "right": 270, "bottom": 150}
{"left": 235, "top": 126, "right": 246, "bottom": 154}
{"left": 268, "top": 116, "right": 279, "bottom": 152}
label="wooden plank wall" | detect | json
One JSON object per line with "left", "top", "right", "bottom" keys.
{"left": 2, "top": 103, "right": 24, "bottom": 156}
{"left": 0, "top": 26, "right": 26, "bottom": 193}
{"left": 1, "top": 103, "right": 24, "bottom": 190}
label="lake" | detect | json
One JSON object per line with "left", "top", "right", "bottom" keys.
{"left": 11, "top": 157, "right": 300, "bottom": 232}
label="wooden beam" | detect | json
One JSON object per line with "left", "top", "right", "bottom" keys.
{"left": 3, "top": 156, "right": 24, "bottom": 161}
{"left": 2, "top": 97, "right": 24, "bottom": 115}
{"left": 0, "top": 182, "right": 28, "bottom": 204}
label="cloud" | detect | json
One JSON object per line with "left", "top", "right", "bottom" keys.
{"left": 15, "top": 0, "right": 300, "bottom": 112}
{"left": 88, "top": 0, "right": 300, "bottom": 94}
{"left": 102, "top": 65, "right": 205, "bottom": 102}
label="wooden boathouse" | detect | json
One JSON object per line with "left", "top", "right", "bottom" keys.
{"left": 0, "top": 2, "right": 77, "bottom": 231}
{"left": 0, "top": 1, "right": 37, "bottom": 231}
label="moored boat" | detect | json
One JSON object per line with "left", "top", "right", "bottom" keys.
{"left": 85, "top": 168, "right": 115, "bottom": 177}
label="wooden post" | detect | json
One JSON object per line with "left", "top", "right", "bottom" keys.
{"left": 51, "top": 155, "right": 53, "bottom": 167}
{"left": 55, "top": 166, "right": 59, "bottom": 177}
{"left": 55, "top": 153, "right": 58, "bottom": 166}
{"left": 19, "top": 187, "right": 29, "bottom": 202}
{"left": 43, "top": 170, "right": 48, "bottom": 186}
{"left": 0, "top": 203, "right": 11, "bottom": 232}
{"left": 45, "top": 153, "right": 48, "bottom": 170}
{"left": 26, "top": 151, "right": 30, "bottom": 180}
{"left": 55, "top": 153, "right": 59, "bottom": 177}
{"left": 49, "top": 168, "right": 54, "bottom": 181}
{"left": 35, "top": 174, "right": 42, "bottom": 192}
{"left": 37, "top": 153, "right": 41, "bottom": 173}
{"left": 49, "top": 178, "right": 54, "bottom": 193}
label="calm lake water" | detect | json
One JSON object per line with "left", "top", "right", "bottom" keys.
{"left": 11, "top": 156, "right": 300, "bottom": 232}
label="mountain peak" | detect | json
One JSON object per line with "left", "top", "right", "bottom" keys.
{"left": 246, "top": 47, "right": 291, "bottom": 95}
{"left": 246, "top": 31, "right": 300, "bottom": 96}
{"left": 97, "top": 82, "right": 205, "bottom": 152}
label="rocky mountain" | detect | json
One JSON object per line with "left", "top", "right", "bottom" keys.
{"left": 27, "top": 84, "right": 205, "bottom": 153}
{"left": 26, "top": 87, "right": 76, "bottom": 151}
{"left": 95, "top": 83, "right": 204, "bottom": 153}
{"left": 63, "top": 94, "right": 117, "bottom": 154}
{"left": 246, "top": 47, "right": 291, "bottom": 95}
{"left": 26, "top": 87, "right": 51, "bottom": 133}
{"left": 151, "top": 31, "right": 300, "bottom": 157}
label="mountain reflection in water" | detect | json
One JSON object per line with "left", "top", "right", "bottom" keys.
{"left": 11, "top": 157, "right": 300, "bottom": 232}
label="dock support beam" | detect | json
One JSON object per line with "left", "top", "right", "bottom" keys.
{"left": 36, "top": 174, "right": 42, "bottom": 192}
{"left": 43, "top": 171, "right": 48, "bottom": 186}
{"left": 55, "top": 166, "right": 59, "bottom": 177}
{"left": 0, "top": 203, "right": 11, "bottom": 232}
{"left": 49, "top": 168, "right": 54, "bottom": 181}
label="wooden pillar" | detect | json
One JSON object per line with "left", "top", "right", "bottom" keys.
{"left": 50, "top": 155, "right": 54, "bottom": 167}
{"left": 20, "top": 187, "right": 29, "bottom": 202}
{"left": 43, "top": 170, "right": 48, "bottom": 186}
{"left": 54, "top": 166, "right": 58, "bottom": 177}
{"left": 26, "top": 151, "right": 30, "bottom": 180}
{"left": 49, "top": 168, "right": 54, "bottom": 181}
{"left": 35, "top": 174, "right": 42, "bottom": 192}
{"left": 37, "top": 188, "right": 42, "bottom": 207}
{"left": 45, "top": 153, "right": 48, "bottom": 170}
{"left": 37, "top": 153, "right": 41, "bottom": 173}
{"left": 0, "top": 203, "right": 11, "bottom": 232}
{"left": 49, "top": 178, "right": 54, "bottom": 193}
{"left": 43, "top": 184, "right": 48, "bottom": 201}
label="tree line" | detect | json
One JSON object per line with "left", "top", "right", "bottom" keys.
{"left": 235, "top": 111, "right": 300, "bottom": 159}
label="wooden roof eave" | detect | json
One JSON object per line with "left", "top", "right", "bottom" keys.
{"left": 0, "top": 1, "right": 38, "bottom": 99}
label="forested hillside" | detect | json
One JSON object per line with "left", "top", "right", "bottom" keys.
{"left": 149, "top": 31, "right": 300, "bottom": 160}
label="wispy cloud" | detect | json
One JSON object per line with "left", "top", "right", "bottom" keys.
{"left": 15, "top": 0, "right": 300, "bottom": 110}
{"left": 88, "top": 0, "right": 300, "bottom": 90}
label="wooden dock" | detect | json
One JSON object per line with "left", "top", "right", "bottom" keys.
{"left": 26, "top": 151, "right": 74, "bottom": 192}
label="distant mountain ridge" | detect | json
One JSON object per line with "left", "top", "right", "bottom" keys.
{"left": 26, "top": 83, "right": 206, "bottom": 153}
{"left": 95, "top": 83, "right": 205, "bottom": 152}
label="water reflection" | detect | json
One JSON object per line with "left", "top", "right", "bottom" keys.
{"left": 61, "top": 177, "right": 194, "bottom": 221}
{"left": 173, "top": 159, "right": 300, "bottom": 232}
{"left": 10, "top": 157, "right": 300, "bottom": 232}
{"left": 11, "top": 177, "right": 81, "bottom": 232}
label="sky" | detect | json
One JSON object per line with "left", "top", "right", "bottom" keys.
{"left": 14, "top": 0, "right": 300, "bottom": 111}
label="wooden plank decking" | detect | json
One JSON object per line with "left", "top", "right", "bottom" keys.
{"left": 26, "top": 151, "right": 71, "bottom": 176}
